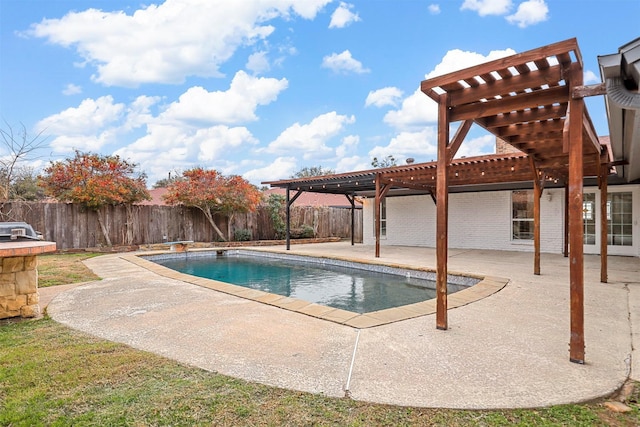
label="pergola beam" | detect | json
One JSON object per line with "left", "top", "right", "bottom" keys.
{"left": 448, "top": 120, "right": 473, "bottom": 162}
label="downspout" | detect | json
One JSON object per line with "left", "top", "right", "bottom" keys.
{"left": 605, "top": 76, "right": 640, "bottom": 109}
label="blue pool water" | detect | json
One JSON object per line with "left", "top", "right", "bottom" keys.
{"left": 153, "top": 252, "right": 471, "bottom": 314}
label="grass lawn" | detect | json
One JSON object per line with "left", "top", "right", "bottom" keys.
{"left": 0, "top": 253, "right": 638, "bottom": 426}
{"left": 36, "top": 252, "right": 101, "bottom": 287}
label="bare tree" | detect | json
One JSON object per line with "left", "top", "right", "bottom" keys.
{"left": 10, "top": 166, "right": 45, "bottom": 201}
{"left": 371, "top": 155, "right": 397, "bottom": 168}
{"left": 290, "top": 165, "right": 335, "bottom": 178}
{"left": 0, "top": 121, "right": 48, "bottom": 201}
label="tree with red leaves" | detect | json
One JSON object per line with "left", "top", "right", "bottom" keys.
{"left": 163, "top": 168, "right": 262, "bottom": 241}
{"left": 39, "top": 151, "right": 150, "bottom": 246}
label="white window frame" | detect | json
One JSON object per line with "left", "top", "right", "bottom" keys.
{"left": 511, "top": 190, "right": 534, "bottom": 241}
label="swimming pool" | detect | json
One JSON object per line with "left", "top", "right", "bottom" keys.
{"left": 150, "top": 250, "right": 477, "bottom": 314}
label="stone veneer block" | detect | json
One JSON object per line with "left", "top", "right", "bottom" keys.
{"left": 23, "top": 255, "right": 37, "bottom": 270}
{"left": 6, "top": 295, "right": 28, "bottom": 311}
{"left": 15, "top": 270, "right": 37, "bottom": 294}
{"left": 3, "top": 256, "right": 24, "bottom": 273}
{"left": 27, "top": 292, "right": 39, "bottom": 305}
{"left": 20, "top": 304, "right": 39, "bottom": 318}
{"left": 0, "top": 276, "right": 15, "bottom": 297}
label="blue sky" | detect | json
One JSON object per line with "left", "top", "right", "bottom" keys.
{"left": 1, "top": 0, "right": 638, "bottom": 187}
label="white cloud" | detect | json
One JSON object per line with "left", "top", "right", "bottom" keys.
{"left": 329, "top": 2, "right": 361, "bottom": 28}
{"left": 369, "top": 128, "right": 438, "bottom": 163}
{"left": 322, "top": 50, "right": 370, "bottom": 74}
{"left": 336, "top": 155, "right": 367, "bottom": 172}
{"left": 243, "top": 156, "right": 298, "bottom": 184}
{"left": 115, "top": 123, "right": 259, "bottom": 184}
{"left": 461, "top": 0, "right": 512, "bottom": 16}
{"left": 38, "top": 96, "right": 123, "bottom": 134}
{"left": 28, "top": 0, "right": 331, "bottom": 87}
{"left": 62, "top": 83, "right": 82, "bottom": 95}
{"left": 428, "top": 4, "right": 441, "bottom": 14}
{"left": 162, "top": 71, "right": 288, "bottom": 125}
{"left": 265, "top": 112, "right": 356, "bottom": 159}
{"left": 453, "top": 134, "right": 495, "bottom": 158}
{"left": 506, "top": 0, "right": 548, "bottom": 28}
{"left": 123, "top": 95, "right": 161, "bottom": 131}
{"left": 383, "top": 88, "right": 438, "bottom": 129}
{"left": 365, "top": 87, "right": 404, "bottom": 108}
{"left": 195, "top": 126, "right": 258, "bottom": 162}
{"left": 47, "top": 133, "right": 115, "bottom": 153}
{"left": 37, "top": 78, "right": 276, "bottom": 182}
{"left": 246, "top": 51, "right": 270, "bottom": 75}
{"left": 336, "top": 134, "right": 359, "bottom": 157}
{"left": 424, "top": 47, "right": 516, "bottom": 79}
{"left": 584, "top": 70, "right": 599, "bottom": 84}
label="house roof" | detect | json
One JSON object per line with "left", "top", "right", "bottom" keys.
{"left": 137, "top": 187, "right": 169, "bottom": 205}
{"left": 137, "top": 187, "right": 363, "bottom": 207}
{"left": 263, "top": 188, "right": 361, "bottom": 208}
{"left": 264, "top": 38, "right": 615, "bottom": 197}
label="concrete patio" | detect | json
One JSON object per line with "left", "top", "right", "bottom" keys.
{"left": 46, "top": 242, "right": 639, "bottom": 409}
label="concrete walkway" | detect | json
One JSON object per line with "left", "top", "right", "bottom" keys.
{"left": 46, "top": 243, "right": 639, "bottom": 409}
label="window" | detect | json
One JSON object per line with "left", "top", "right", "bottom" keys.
{"left": 512, "top": 190, "right": 533, "bottom": 240}
{"left": 608, "top": 192, "right": 632, "bottom": 246}
{"left": 372, "top": 198, "right": 387, "bottom": 237}
{"left": 583, "top": 193, "right": 596, "bottom": 245}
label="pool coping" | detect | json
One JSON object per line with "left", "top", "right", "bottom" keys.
{"left": 124, "top": 247, "right": 509, "bottom": 328}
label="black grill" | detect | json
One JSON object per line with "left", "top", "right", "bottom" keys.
{"left": 0, "top": 222, "right": 41, "bottom": 241}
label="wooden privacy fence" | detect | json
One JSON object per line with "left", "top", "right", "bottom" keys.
{"left": 0, "top": 202, "right": 362, "bottom": 250}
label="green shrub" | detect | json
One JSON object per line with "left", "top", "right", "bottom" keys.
{"left": 234, "top": 229, "right": 252, "bottom": 241}
{"left": 266, "top": 194, "right": 286, "bottom": 239}
{"left": 291, "top": 225, "right": 314, "bottom": 239}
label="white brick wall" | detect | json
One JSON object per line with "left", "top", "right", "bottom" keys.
{"left": 363, "top": 184, "right": 640, "bottom": 256}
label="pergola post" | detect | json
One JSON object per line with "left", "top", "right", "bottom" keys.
{"left": 533, "top": 180, "right": 541, "bottom": 275}
{"left": 285, "top": 186, "right": 291, "bottom": 250}
{"left": 374, "top": 173, "right": 381, "bottom": 258}
{"left": 599, "top": 164, "right": 608, "bottom": 283}
{"left": 436, "top": 93, "right": 450, "bottom": 330}
{"left": 568, "top": 62, "right": 585, "bottom": 364}
{"left": 346, "top": 195, "right": 356, "bottom": 246}
{"left": 563, "top": 184, "right": 569, "bottom": 257}
{"left": 529, "top": 157, "right": 542, "bottom": 275}
{"left": 285, "top": 188, "right": 304, "bottom": 251}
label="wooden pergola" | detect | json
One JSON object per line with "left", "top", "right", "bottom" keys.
{"left": 265, "top": 38, "right": 612, "bottom": 364}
